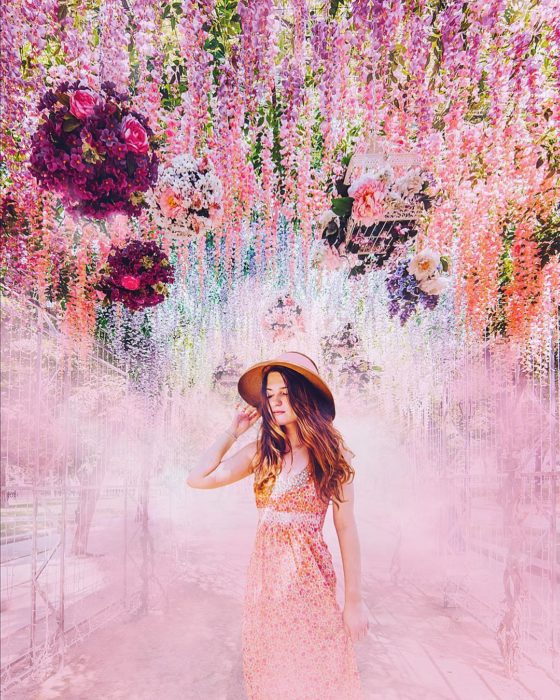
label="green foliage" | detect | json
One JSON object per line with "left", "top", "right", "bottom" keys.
{"left": 161, "top": 1, "right": 183, "bottom": 31}
{"left": 331, "top": 197, "right": 353, "bottom": 216}
{"left": 486, "top": 222, "right": 516, "bottom": 337}
{"left": 534, "top": 207, "right": 560, "bottom": 267}
{"left": 247, "top": 96, "right": 285, "bottom": 190}
{"left": 329, "top": 0, "right": 344, "bottom": 17}
{"left": 204, "top": 0, "right": 241, "bottom": 77}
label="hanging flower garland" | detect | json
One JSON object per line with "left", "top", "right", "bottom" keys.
{"left": 320, "top": 322, "right": 362, "bottom": 366}
{"left": 339, "top": 358, "right": 382, "bottom": 396}
{"left": 320, "top": 322, "right": 382, "bottom": 394}
{"left": 146, "top": 154, "right": 223, "bottom": 240}
{"left": 212, "top": 353, "right": 244, "bottom": 398}
{"left": 261, "top": 293, "right": 305, "bottom": 342}
{"left": 318, "top": 164, "right": 437, "bottom": 276}
{"left": 1, "top": 195, "right": 34, "bottom": 289}
{"left": 386, "top": 249, "right": 450, "bottom": 325}
{"left": 95, "top": 239, "right": 174, "bottom": 311}
{"left": 29, "top": 81, "right": 159, "bottom": 218}
{"left": 1, "top": 0, "right": 557, "bottom": 351}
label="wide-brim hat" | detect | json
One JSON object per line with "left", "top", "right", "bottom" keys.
{"left": 237, "top": 351, "right": 336, "bottom": 420}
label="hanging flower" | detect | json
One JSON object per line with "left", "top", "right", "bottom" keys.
{"left": 262, "top": 294, "right": 305, "bottom": 341}
{"left": 348, "top": 173, "right": 387, "bottom": 225}
{"left": 69, "top": 89, "right": 100, "bottom": 119}
{"left": 419, "top": 276, "right": 449, "bottom": 295}
{"left": 95, "top": 239, "right": 174, "bottom": 311}
{"left": 29, "top": 80, "right": 159, "bottom": 218}
{"left": 386, "top": 253, "right": 450, "bottom": 325}
{"left": 147, "top": 154, "right": 223, "bottom": 239}
{"left": 407, "top": 249, "right": 441, "bottom": 281}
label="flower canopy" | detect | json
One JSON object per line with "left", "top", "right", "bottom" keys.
{"left": 0, "top": 0, "right": 558, "bottom": 350}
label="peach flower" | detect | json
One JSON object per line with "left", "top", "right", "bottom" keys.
{"left": 348, "top": 174, "right": 387, "bottom": 226}
{"left": 407, "top": 249, "right": 440, "bottom": 281}
{"left": 158, "top": 188, "right": 185, "bottom": 219}
{"left": 419, "top": 277, "right": 449, "bottom": 295}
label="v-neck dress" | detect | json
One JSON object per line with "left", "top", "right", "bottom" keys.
{"left": 241, "top": 463, "right": 363, "bottom": 699}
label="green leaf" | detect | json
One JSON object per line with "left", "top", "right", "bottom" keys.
{"left": 57, "top": 92, "right": 70, "bottom": 107}
{"left": 440, "top": 255, "right": 451, "bottom": 272}
{"left": 57, "top": 2, "right": 68, "bottom": 21}
{"left": 62, "top": 116, "right": 80, "bottom": 132}
{"left": 331, "top": 197, "right": 353, "bottom": 217}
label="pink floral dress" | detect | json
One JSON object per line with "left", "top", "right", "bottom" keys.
{"left": 242, "top": 462, "right": 363, "bottom": 700}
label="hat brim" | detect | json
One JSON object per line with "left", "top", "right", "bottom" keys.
{"left": 238, "top": 360, "right": 336, "bottom": 420}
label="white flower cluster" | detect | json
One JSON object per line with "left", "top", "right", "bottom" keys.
{"left": 147, "top": 154, "right": 223, "bottom": 238}
{"left": 408, "top": 248, "right": 450, "bottom": 295}
{"left": 387, "top": 168, "right": 426, "bottom": 202}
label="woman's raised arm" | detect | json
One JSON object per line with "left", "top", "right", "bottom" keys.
{"left": 186, "top": 436, "right": 257, "bottom": 489}
{"left": 186, "top": 403, "right": 260, "bottom": 489}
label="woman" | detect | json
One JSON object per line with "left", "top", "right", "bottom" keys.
{"left": 187, "top": 351, "right": 368, "bottom": 699}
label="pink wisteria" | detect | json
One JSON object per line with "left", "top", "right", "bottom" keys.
{"left": 0, "top": 0, "right": 558, "bottom": 348}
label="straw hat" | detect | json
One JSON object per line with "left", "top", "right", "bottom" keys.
{"left": 237, "top": 351, "right": 336, "bottom": 420}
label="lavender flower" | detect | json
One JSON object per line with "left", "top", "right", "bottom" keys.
{"left": 385, "top": 260, "right": 440, "bottom": 325}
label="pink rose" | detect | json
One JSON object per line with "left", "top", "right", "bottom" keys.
{"left": 69, "top": 89, "right": 100, "bottom": 120}
{"left": 121, "top": 115, "right": 149, "bottom": 155}
{"left": 120, "top": 275, "right": 141, "bottom": 291}
{"left": 158, "top": 187, "right": 185, "bottom": 219}
{"left": 348, "top": 174, "right": 387, "bottom": 226}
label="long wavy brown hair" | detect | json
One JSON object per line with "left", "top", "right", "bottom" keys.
{"left": 251, "top": 364, "right": 355, "bottom": 507}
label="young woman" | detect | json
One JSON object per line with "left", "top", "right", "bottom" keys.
{"left": 187, "top": 351, "right": 368, "bottom": 699}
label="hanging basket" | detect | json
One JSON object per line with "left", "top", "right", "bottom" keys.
{"left": 318, "top": 138, "right": 437, "bottom": 276}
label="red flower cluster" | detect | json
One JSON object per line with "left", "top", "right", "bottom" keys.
{"left": 29, "top": 81, "right": 158, "bottom": 218}
{"left": 95, "top": 239, "right": 175, "bottom": 311}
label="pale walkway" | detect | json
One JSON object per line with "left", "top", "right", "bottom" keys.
{"left": 5, "top": 569, "right": 559, "bottom": 700}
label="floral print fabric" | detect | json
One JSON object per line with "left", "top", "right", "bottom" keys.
{"left": 242, "top": 463, "right": 363, "bottom": 699}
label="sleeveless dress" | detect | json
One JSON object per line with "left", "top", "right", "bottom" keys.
{"left": 241, "top": 462, "right": 364, "bottom": 700}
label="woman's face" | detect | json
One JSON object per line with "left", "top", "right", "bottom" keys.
{"left": 266, "top": 371, "right": 297, "bottom": 426}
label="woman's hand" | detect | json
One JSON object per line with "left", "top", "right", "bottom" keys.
{"left": 342, "top": 600, "right": 370, "bottom": 643}
{"left": 228, "top": 401, "right": 260, "bottom": 438}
